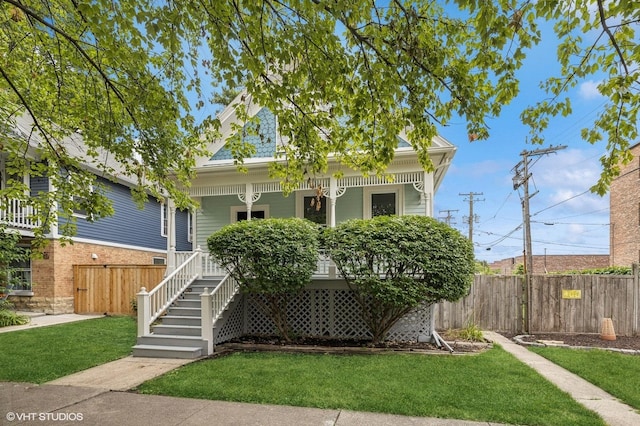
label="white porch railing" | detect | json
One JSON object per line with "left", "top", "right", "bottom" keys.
{"left": 176, "top": 249, "right": 338, "bottom": 279}
{"left": 0, "top": 199, "right": 39, "bottom": 229}
{"left": 200, "top": 272, "right": 240, "bottom": 354}
{"left": 136, "top": 248, "right": 203, "bottom": 337}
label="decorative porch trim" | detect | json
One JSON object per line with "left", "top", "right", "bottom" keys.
{"left": 189, "top": 171, "right": 429, "bottom": 197}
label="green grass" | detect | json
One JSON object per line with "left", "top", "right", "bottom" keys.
{"left": 0, "top": 316, "right": 136, "bottom": 383}
{"left": 530, "top": 346, "right": 640, "bottom": 410}
{"left": 137, "top": 346, "right": 604, "bottom": 425}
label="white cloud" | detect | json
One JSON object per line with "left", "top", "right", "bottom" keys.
{"left": 578, "top": 80, "right": 603, "bottom": 100}
{"left": 535, "top": 149, "right": 602, "bottom": 190}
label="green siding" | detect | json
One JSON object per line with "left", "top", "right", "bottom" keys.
{"left": 197, "top": 185, "right": 429, "bottom": 246}
{"left": 335, "top": 187, "right": 363, "bottom": 223}
{"left": 403, "top": 183, "right": 425, "bottom": 216}
{"left": 197, "top": 193, "right": 295, "bottom": 246}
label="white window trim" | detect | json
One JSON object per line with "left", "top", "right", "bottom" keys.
{"left": 295, "top": 190, "right": 329, "bottom": 226}
{"left": 363, "top": 185, "right": 404, "bottom": 219}
{"left": 187, "top": 212, "right": 193, "bottom": 243}
{"left": 230, "top": 204, "right": 270, "bottom": 223}
{"left": 161, "top": 203, "right": 168, "bottom": 237}
{"left": 67, "top": 173, "right": 93, "bottom": 220}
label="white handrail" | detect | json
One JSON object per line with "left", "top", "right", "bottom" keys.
{"left": 137, "top": 248, "right": 202, "bottom": 336}
{"left": 200, "top": 271, "right": 240, "bottom": 355}
{"left": 210, "top": 273, "right": 240, "bottom": 320}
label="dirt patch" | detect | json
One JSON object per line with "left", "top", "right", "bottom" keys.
{"left": 500, "top": 332, "right": 640, "bottom": 351}
{"left": 220, "top": 334, "right": 490, "bottom": 355}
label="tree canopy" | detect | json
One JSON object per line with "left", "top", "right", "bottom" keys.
{"left": 1, "top": 0, "right": 637, "bottom": 241}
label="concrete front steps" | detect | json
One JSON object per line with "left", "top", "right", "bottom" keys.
{"left": 132, "top": 278, "right": 221, "bottom": 359}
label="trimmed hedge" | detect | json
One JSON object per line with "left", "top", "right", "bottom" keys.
{"left": 324, "top": 215, "right": 474, "bottom": 343}
{"left": 207, "top": 217, "right": 319, "bottom": 340}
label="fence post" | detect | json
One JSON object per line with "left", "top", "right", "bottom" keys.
{"left": 137, "top": 287, "right": 150, "bottom": 337}
{"left": 201, "top": 288, "right": 213, "bottom": 355}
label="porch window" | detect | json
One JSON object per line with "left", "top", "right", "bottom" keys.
{"left": 236, "top": 210, "right": 265, "bottom": 221}
{"left": 187, "top": 213, "right": 193, "bottom": 243}
{"left": 371, "top": 193, "right": 396, "bottom": 217}
{"left": 364, "top": 186, "right": 402, "bottom": 218}
{"left": 231, "top": 205, "right": 269, "bottom": 223}
{"left": 303, "top": 195, "right": 327, "bottom": 225}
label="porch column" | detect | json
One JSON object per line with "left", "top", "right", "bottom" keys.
{"left": 424, "top": 172, "right": 434, "bottom": 217}
{"left": 238, "top": 183, "right": 261, "bottom": 220}
{"left": 166, "top": 198, "right": 177, "bottom": 273}
{"left": 245, "top": 183, "right": 253, "bottom": 220}
{"left": 413, "top": 172, "right": 434, "bottom": 217}
{"left": 328, "top": 176, "right": 346, "bottom": 228}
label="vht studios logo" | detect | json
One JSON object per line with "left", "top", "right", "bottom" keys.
{"left": 6, "top": 412, "right": 84, "bottom": 422}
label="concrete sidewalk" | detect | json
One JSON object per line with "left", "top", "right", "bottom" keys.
{"left": 1, "top": 382, "right": 500, "bottom": 426}
{"left": 0, "top": 312, "right": 103, "bottom": 334}
{"left": 2, "top": 314, "right": 640, "bottom": 425}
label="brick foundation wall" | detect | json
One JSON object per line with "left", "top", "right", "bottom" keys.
{"left": 489, "top": 254, "right": 610, "bottom": 274}
{"left": 610, "top": 143, "right": 640, "bottom": 266}
{"left": 16, "top": 240, "right": 165, "bottom": 314}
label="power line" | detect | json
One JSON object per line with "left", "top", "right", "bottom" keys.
{"left": 532, "top": 189, "right": 591, "bottom": 216}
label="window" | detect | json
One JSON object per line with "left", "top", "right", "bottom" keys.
{"left": 236, "top": 210, "right": 265, "bottom": 221}
{"left": 231, "top": 205, "right": 269, "bottom": 222}
{"left": 152, "top": 257, "right": 166, "bottom": 265}
{"left": 371, "top": 193, "right": 396, "bottom": 217}
{"left": 303, "top": 195, "right": 327, "bottom": 225}
{"left": 66, "top": 172, "right": 93, "bottom": 219}
{"left": 296, "top": 191, "right": 328, "bottom": 226}
{"left": 161, "top": 203, "right": 168, "bottom": 236}
{"left": 187, "top": 213, "right": 193, "bottom": 243}
{"left": 7, "top": 246, "right": 32, "bottom": 293}
{"left": 364, "top": 186, "right": 402, "bottom": 219}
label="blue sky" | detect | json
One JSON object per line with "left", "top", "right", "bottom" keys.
{"left": 433, "top": 22, "right": 611, "bottom": 264}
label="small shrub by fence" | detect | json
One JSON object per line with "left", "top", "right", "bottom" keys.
{"left": 435, "top": 271, "right": 640, "bottom": 336}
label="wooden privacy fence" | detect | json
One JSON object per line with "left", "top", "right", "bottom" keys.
{"left": 74, "top": 265, "right": 166, "bottom": 314}
{"left": 435, "top": 272, "right": 640, "bottom": 336}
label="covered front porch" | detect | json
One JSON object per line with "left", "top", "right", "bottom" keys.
{"left": 134, "top": 248, "right": 440, "bottom": 358}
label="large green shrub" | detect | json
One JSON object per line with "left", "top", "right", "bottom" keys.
{"left": 324, "top": 215, "right": 475, "bottom": 343}
{"left": 207, "top": 217, "right": 319, "bottom": 341}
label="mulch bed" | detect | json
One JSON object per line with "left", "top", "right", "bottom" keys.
{"left": 218, "top": 334, "right": 491, "bottom": 355}
{"left": 500, "top": 332, "right": 640, "bottom": 351}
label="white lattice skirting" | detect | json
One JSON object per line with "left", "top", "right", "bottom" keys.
{"left": 214, "top": 281, "right": 434, "bottom": 344}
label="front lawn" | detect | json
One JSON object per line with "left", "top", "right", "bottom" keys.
{"left": 137, "top": 346, "right": 604, "bottom": 425}
{"left": 0, "top": 316, "right": 136, "bottom": 383}
{"left": 530, "top": 346, "right": 640, "bottom": 410}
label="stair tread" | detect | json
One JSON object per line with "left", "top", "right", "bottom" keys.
{"left": 153, "top": 324, "right": 201, "bottom": 329}
{"left": 132, "top": 344, "right": 202, "bottom": 351}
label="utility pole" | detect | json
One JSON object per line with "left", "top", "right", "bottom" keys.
{"left": 438, "top": 209, "right": 458, "bottom": 226}
{"left": 512, "top": 145, "right": 566, "bottom": 332}
{"left": 459, "top": 192, "right": 483, "bottom": 244}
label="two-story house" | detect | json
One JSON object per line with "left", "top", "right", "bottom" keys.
{"left": 1, "top": 115, "right": 192, "bottom": 314}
